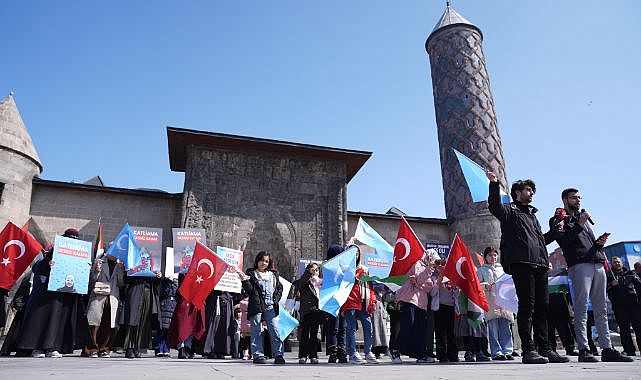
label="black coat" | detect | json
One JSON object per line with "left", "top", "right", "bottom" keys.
{"left": 158, "top": 278, "right": 178, "bottom": 330}
{"left": 241, "top": 268, "right": 283, "bottom": 318}
{"left": 608, "top": 268, "right": 641, "bottom": 307}
{"left": 289, "top": 273, "right": 319, "bottom": 319}
{"left": 548, "top": 214, "right": 605, "bottom": 268}
{"left": 488, "top": 181, "right": 555, "bottom": 274}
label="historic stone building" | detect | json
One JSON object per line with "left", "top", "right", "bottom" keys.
{"left": 426, "top": 4, "right": 508, "bottom": 254}
{"left": 0, "top": 4, "right": 502, "bottom": 279}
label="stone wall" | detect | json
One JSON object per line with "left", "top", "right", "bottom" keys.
{"left": 30, "top": 180, "right": 182, "bottom": 252}
{"left": 181, "top": 145, "right": 348, "bottom": 280}
{"left": 0, "top": 152, "right": 39, "bottom": 227}
{"left": 346, "top": 212, "right": 450, "bottom": 247}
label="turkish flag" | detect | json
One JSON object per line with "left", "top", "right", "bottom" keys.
{"left": 442, "top": 234, "right": 489, "bottom": 312}
{"left": 390, "top": 217, "right": 425, "bottom": 276}
{"left": 178, "top": 241, "right": 228, "bottom": 308}
{"left": 0, "top": 221, "right": 43, "bottom": 290}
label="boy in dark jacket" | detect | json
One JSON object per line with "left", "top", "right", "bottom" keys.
{"left": 487, "top": 172, "right": 567, "bottom": 364}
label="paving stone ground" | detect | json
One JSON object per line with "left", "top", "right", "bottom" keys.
{"left": 0, "top": 349, "right": 639, "bottom": 380}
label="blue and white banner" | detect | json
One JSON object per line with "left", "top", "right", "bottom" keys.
{"left": 354, "top": 218, "right": 393, "bottom": 279}
{"left": 106, "top": 223, "right": 141, "bottom": 270}
{"left": 319, "top": 246, "right": 357, "bottom": 317}
{"left": 453, "top": 148, "right": 510, "bottom": 204}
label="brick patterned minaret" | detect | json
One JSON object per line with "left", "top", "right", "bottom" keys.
{"left": 426, "top": 4, "right": 507, "bottom": 255}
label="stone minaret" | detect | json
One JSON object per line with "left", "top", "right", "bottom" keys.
{"left": 0, "top": 93, "right": 42, "bottom": 227}
{"left": 426, "top": 4, "right": 507, "bottom": 255}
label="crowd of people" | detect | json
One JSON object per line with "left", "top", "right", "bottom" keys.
{"left": 0, "top": 177, "right": 640, "bottom": 366}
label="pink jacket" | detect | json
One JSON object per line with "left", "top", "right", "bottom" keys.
{"left": 395, "top": 259, "right": 434, "bottom": 310}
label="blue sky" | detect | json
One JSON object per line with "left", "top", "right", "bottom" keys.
{"left": 2, "top": 1, "right": 640, "bottom": 244}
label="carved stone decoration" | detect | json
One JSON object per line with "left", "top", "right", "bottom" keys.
{"left": 181, "top": 145, "right": 349, "bottom": 280}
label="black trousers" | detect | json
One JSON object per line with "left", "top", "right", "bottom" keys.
{"left": 425, "top": 302, "right": 435, "bottom": 357}
{"left": 614, "top": 302, "right": 641, "bottom": 354}
{"left": 547, "top": 293, "right": 575, "bottom": 351}
{"left": 435, "top": 304, "right": 458, "bottom": 360}
{"left": 511, "top": 263, "right": 550, "bottom": 354}
{"left": 324, "top": 313, "right": 346, "bottom": 357}
{"left": 388, "top": 309, "right": 402, "bottom": 352}
{"left": 299, "top": 312, "right": 323, "bottom": 359}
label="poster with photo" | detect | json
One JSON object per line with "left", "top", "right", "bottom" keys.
{"left": 48, "top": 235, "right": 92, "bottom": 294}
{"left": 128, "top": 226, "right": 163, "bottom": 277}
{"left": 172, "top": 228, "right": 206, "bottom": 274}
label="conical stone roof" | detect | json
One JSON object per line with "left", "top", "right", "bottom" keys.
{"left": 0, "top": 93, "right": 42, "bottom": 172}
{"left": 427, "top": 4, "right": 482, "bottom": 45}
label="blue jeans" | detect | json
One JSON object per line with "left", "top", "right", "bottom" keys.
{"left": 344, "top": 310, "right": 373, "bottom": 357}
{"left": 250, "top": 307, "right": 283, "bottom": 358}
{"left": 487, "top": 318, "right": 513, "bottom": 356}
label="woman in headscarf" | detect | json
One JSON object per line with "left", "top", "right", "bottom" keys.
{"left": 16, "top": 228, "right": 89, "bottom": 358}
{"left": 84, "top": 251, "right": 125, "bottom": 358}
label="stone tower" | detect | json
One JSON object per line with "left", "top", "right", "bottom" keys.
{"left": 426, "top": 4, "right": 508, "bottom": 254}
{"left": 0, "top": 93, "right": 42, "bottom": 227}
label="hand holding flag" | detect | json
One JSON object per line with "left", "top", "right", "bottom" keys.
{"left": 453, "top": 148, "right": 510, "bottom": 204}
{"left": 178, "top": 242, "right": 228, "bottom": 308}
{"left": 442, "top": 234, "right": 489, "bottom": 312}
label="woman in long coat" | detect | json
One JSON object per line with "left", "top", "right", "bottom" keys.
{"left": 117, "top": 272, "right": 161, "bottom": 358}
{"left": 16, "top": 228, "right": 88, "bottom": 357}
{"left": 84, "top": 254, "right": 124, "bottom": 357}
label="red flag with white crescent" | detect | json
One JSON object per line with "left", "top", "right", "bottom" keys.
{"left": 390, "top": 217, "right": 425, "bottom": 276}
{"left": 442, "top": 234, "right": 489, "bottom": 312}
{"left": 0, "top": 221, "right": 43, "bottom": 290}
{"left": 178, "top": 241, "right": 228, "bottom": 308}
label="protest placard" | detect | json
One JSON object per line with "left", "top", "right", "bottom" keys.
{"left": 48, "top": 235, "right": 92, "bottom": 294}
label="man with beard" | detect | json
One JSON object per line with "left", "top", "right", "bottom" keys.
{"left": 486, "top": 172, "right": 567, "bottom": 364}
{"left": 607, "top": 256, "right": 641, "bottom": 357}
{"left": 549, "top": 188, "right": 632, "bottom": 362}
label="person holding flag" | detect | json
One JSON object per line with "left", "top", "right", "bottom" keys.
{"left": 236, "top": 251, "right": 285, "bottom": 365}
{"left": 16, "top": 228, "right": 88, "bottom": 358}
{"left": 476, "top": 247, "right": 514, "bottom": 360}
{"left": 340, "top": 245, "right": 379, "bottom": 365}
{"left": 442, "top": 235, "right": 490, "bottom": 362}
{"left": 486, "top": 171, "right": 568, "bottom": 364}
{"left": 395, "top": 248, "right": 436, "bottom": 363}
{"left": 323, "top": 244, "right": 348, "bottom": 364}
{"left": 168, "top": 242, "right": 227, "bottom": 359}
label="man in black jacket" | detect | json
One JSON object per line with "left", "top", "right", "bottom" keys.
{"left": 486, "top": 171, "right": 567, "bottom": 364}
{"left": 607, "top": 256, "right": 641, "bottom": 357}
{"left": 549, "top": 188, "right": 632, "bottom": 363}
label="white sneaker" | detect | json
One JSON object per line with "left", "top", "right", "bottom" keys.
{"left": 349, "top": 352, "right": 364, "bottom": 364}
{"left": 298, "top": 357, "right": 307, "bottom": 364}
{"left": 416, "top": 356, "right": 435, "bottom": 364}
{"left": 390, "top": 351, "right": 403, "bottom": 364}
{"left": 365, "top": 352, "right": 380, "bottom": 364}
{"left": 32, "top": 350, "right": 45, "bottom": 358}
{"left": 89, "top": 352, "right": 99, "bottom": 358}
{"left": 46, "top": 350, "right": 63, "bottom": 358}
